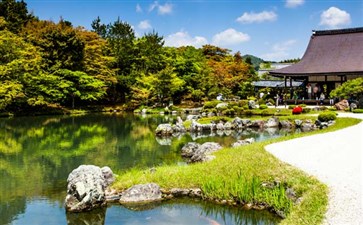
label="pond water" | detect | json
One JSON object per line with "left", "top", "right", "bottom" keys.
{"left": 0, "top": 113, "right": 287, "bottom": 225}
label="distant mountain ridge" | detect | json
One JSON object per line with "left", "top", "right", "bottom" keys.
{"left": 242, "top": 54, "right": 265, "bottom": 70}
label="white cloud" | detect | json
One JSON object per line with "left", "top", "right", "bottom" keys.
{"left": 164, "top": 31, "right": 208, "bottom": 48}
{"left": 149, "top": 1, "right": 173, "bottom": 15}
{"left": 285, "top": 0, "right": 304, "bottom": 8}
{"left": 212, "top": 28, "right": 250, "bottom": 46}
{"left": 136, "top": 4, "right": 143, "bottom": 13}
{"left": 320, "top": 7, "right": 351, "bottom": 28}
{"left": 262, "top": 40, "right": 297, "bottom": 61}
{"left": 158, "top": 3, "right": 173, "bottom": 15}
{"left": 138, "top": 20, "right": 152, "bottom": 30}
{"left": 236, "top": 11, "right": 277, "bottom": 24}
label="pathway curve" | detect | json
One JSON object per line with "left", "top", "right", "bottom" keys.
{"left": 265, "top": 113, "right": 363, "bottom": 225}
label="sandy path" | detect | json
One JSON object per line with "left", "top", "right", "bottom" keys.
{"left": 265, "top": 113, "right": 363, "bottom": 225}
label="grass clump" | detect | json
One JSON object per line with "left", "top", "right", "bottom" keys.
{"left": 112, "top": 117, "right": 361, "bottom": 225}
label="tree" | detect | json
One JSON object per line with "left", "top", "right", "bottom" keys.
{"left": 134, "top": 31, "right": 165, "bottom": 74}
{"left": 0, "top": 29, "right": 45, "bottom": 110}
{"left": 21, "top": 20, "right": 85, "bottom": 71}
{"left": 330, "top": 78, "right": 363, "bottom": 99}
{"left": 0, "top": 0, "right": 34, "bottom": 33}
{"left": 51, "top": 69, "right": 106, "bottom": 108}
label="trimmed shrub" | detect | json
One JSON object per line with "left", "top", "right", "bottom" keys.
{"left": 203, "top": 100, "right": 221, "bottom": 109}
{"left": 318, "top": 111, "right": 337, "bottom": 121}
{"left": 288, "top": 105, "right": 295, "bottom": 109}
{"left": 353, "top": 109, "right": 363, "bottom": 113}
{"left": 258, "top": 99, "right": 265, "bottom": 105}
{"left": 302, "top": 107, "right": 312, "bottom": 113}
{"left": 259, "top": 104, "right": 268, "bottom": 110}
{"left": 292, "top": 106, "right": 303, "bottom": 114}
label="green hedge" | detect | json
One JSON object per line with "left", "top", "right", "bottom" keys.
{"left": 318, "top": 111, "right": 337, "bottom": 122}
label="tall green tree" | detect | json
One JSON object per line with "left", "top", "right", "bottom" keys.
{"left": 21, "top": 20, "right": 85, "bottom": 71}
{"left": 0, "top": 0, "right": 34, "bottom": 33}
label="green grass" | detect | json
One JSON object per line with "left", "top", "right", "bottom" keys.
{"left": 113, "top": 117, "right": 361, "bottom": 225}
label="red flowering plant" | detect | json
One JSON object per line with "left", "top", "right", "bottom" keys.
{"left": 292, "top": 106, "right": 303, "bottom": 114}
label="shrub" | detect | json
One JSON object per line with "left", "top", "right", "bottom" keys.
{"left": 267, "top": 98, "right": 275, "bottom": 105}
{"left": 302, "top": 107, "right": 312, "bottom": 113}
{"left": 203, "top": 100, "right": 221, "bottom": 109}
{"left": 232, "top": 106, "right": 243, "bottom": 114}
{"left": 258, "top": 99, "right": 265, "bottom": 105}
{"left": 238, "top": 100, "right": 249, "bottom": 108}
{"left": 353, "top": 109, "right": 363, "bottom": 113}
{"left": 299, "top": 104, "right": 307, "bottom": 107}
{"left": 318, "top": 111, "right": 337, "bottom": 121}
{"left": 259, "top": 104, "right": 268, "bottom": 110}
{"left": 292, "top": 106, "right": 303, "bottom": 114}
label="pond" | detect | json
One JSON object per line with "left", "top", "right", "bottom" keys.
{"left": 0, "top": 113, "right": 287, "bottom": 225}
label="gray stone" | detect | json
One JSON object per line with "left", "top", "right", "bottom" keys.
{"left": 155, "top": 124, "right": 173, "bottom": 136}
{"left": 65, "top": 165, "right": 114, "bottom": 212}
{"left": 264, "top": 117, "right": 279, "bottom": 127}
{"left": 241, "top": 119, "right": 252, "bottom": 127}
{"left": 224, "top": 122, "right": 233, "bottom": 130}
{"left": 181, "top": 142, "right": 200, "bottom": 157}
{"left": 335, "top": 99, "right": 349, "bottom": 110}
{"left": 231, "top": 138, "right": 255, "bottom": 147}
{"left": 279, "top": 120, "right": 293, "bottom": 128}
{"left": 216, "top": 121, "right": 224, "bottom": 130}
{"left": 250, "top": 120, "right": 264, "bottom": 128}
{"left": 186, "top": 115, "right": 200, "bottom": 121}
{"left": 294, "top": 119, "right": 303, "bottom": 127}
{"left": 248, "top": 100, "right": 256, "bottom": 109}
{"left": 301, "top": 120, "right": 315, "bottom": 131}
{"left": 232, "top": 117, "right": 243, "bottom": 126}
{"left": 119, "top": 183, "right": 162, "bottom": 204}
{"left": 190, "top": 142, "right": 222, "bottom": 162}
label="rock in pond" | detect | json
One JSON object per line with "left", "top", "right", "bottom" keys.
{"left": 190, "top": 142, "right": 222, "bottom": 163}
{"left": 119, "top": 183, "right": 162, "bottom": 204}
{"left": 264, "top": 117, "right": 279, "bottom": 128}
{"left": 155, "top": 124, "right": 173, "bottom": 136}
{"left": 231, "top": 138, "right": 255, "bottom": 147}
{"left": 65, "top": 165, "right": 114, "bottom": 212}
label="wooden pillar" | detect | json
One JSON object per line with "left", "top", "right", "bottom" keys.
{"left": 290, "top": 77, "right": 293, "bottom": 98}
{"left": 340, "top": 75, "right": 344, "bottom": 84}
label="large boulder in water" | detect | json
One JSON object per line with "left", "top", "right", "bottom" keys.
{"left": 65, "top": 165, "right": 114, "bottom": 212}
{"left": 119, "top": 183, "right": 162, "bottom": 204}
{"left": 155, "top": 124, "right": 173, "bottom": 136}
{"left": 264, "top": 117, "right": 279, "bottom": 128}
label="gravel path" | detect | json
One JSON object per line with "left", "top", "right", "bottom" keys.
{"left": 265, "top": 113, "right": 363, "bottom": 225}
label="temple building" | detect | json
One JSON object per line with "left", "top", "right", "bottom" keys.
{"left": 269, "top": 27, "right": 363, "bottom": 99}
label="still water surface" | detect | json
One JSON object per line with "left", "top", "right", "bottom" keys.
{"left": 0, "top": 114, "right": 287, "bottom": 225}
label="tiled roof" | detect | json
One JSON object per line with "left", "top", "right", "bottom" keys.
{"left": 269, "top": 27, "right": 363, "bottom": 77}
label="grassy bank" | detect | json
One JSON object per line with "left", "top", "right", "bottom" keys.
{"left": 112, "top": 116, "right": 361, "bottom": 224}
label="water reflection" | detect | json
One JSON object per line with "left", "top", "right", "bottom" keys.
{"left": 156, "top": 127, "right": 293, "bottom": 146}
{"left": 103, "top": 199, "right": 280, "bottom": 225}
{"left": 0, "top": 114, "right": 284, "bottom": 225}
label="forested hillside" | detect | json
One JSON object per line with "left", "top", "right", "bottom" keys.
{"left": 0, "top": 0, "right": 258, "bottom": 112}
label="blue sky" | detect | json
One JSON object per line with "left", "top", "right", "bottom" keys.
{"left": 26, "top": 0, "right": 363, "bottom": 61}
